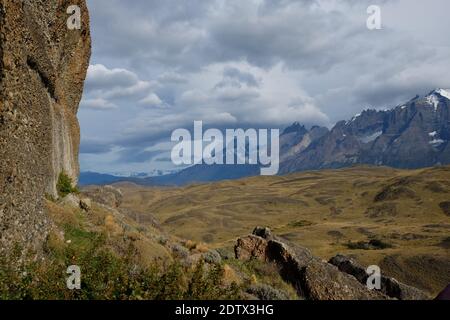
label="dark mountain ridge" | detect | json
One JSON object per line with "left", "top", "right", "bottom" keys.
{"left": 80, "top": 89, "right": 450, "bottom": 186}
{"left": 280, "top": 88, "right": 450, "bottom": 173}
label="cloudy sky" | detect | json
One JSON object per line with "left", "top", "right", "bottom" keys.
{"left": 79, "top": 0, "right": 450, "bottom": 174}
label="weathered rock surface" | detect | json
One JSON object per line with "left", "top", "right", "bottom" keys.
{"left": 58, "top": 193, "right": 81, "bottom": 209}
{"left": 81, "top": 185, "right": 123, "bottom": 209}
{"left": 79, "top": 197, "right": 92, "bottom": 212}
{"left": 237, "top": 227, "right": 315, "bottom": 268}
{"left": 0, "top": 0, "right": 91, "bottom": 252}
{"left": 235, "top": 227, "right": 427, "bottom": 300}
{"left": 302, "top": 260, "right": 386, "bottom": 300}
{"left": 235, "top": 234, "right": 268, "bottom": 261}
{"left": 329, "top": 254, "right": 429, "bottom": 300}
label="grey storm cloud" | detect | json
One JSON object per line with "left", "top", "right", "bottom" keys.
{"left": 80, "top": 139, "right": 114, "bottom": 154}
{"left": 223, "top": 67, "right": 260, "bottom": 88}
{"left": 116, "top": 149, "right": 162, "bottom": 164}
{"left": 78, "top": 0, "right": 450, "bottom": 173}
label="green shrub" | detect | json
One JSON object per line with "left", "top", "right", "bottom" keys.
{"left": 247, "top": 283, "right": 289, "bottom": 300}
{"left": 368, "top": 239, "right": 393, "bottom": 249}
{"left": 346, "top": 239, "right": 393, "bottom": 250}
{"left": 57, "top": 172, "right": 78, "bottom": 198}
{"left": 0, "top": 228, "right": 241, "bottom": 300}
{"left": 288, "top": 220, "right": 314, "bottom": 228}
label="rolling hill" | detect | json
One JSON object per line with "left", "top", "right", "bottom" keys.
{"left": 116, "top": 165, "right": 450, "bottom": 296}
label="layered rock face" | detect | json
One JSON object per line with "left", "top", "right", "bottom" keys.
{"left": 0, "top": 0, "right": 91, "bottom": 252}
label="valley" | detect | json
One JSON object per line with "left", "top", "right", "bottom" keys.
{"left": 118, "top": 165, "right": 450, "bottom": 295}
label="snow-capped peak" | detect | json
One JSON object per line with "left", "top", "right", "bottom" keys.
{"left": 433, "top": 88, "right": 450, "bottom": 100}
{"left": 424, "top": 88, "right": 450, "bottom": 111}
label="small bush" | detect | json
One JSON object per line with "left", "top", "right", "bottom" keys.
{"left": 57, "top": 172, "right": 78, "bottom": 198}
{"left": 247, "top": 284, "right": 289, "bottom": 300}
{"left": 288, "top": 220, "right": 314, "bottom": 228}
{"left": 215, "top": 247, "right": 234, "bottom": 260}
{"left": 439, "top": 201, "right": 450, "bottom": 216}
{"left": 368, "top": 239, "right": 393, "bottom": 249}
{"left": 171, "top": 244, "right": 189, "bottom": 259}
{"left": 203, "top": 250, "right": 222, "bottom": 265}
{"left": 346, "top": 239, "right": 393, "bottom": 250}
{"left": 346, "top": 241, "right": 370, "bottom": 250}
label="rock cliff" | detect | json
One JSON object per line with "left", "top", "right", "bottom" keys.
{"left": 0, "top": 0, "right": 91, "bottom": 252}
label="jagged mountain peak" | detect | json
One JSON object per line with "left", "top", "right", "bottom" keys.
{"left": 280, "top": 89, "right": 450, "bottom": 174}
{"left": 428, "top": 88, "right": 450, "bottom": 100}
{"left": 282, "top": 121, "right": 308, "bottom": 136}
{"left": 420, "top": 88, "right": 450, "bottom": 111}
{"left": 345, "top": 109, "right": 384, "bottom": 125}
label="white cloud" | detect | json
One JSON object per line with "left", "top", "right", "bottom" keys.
{"left": 139, "top": 93, "right": 166, "bottom": 108}
{"left": 80, "top": 98, "right": 117, "bottom": 110}
{"left": 82, "top": 64, "right": 155, "bottom": 111}
{"left": 86, "top": 64, "right": 141, "bottom": 90}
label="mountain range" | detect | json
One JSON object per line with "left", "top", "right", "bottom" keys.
{"left": 79, "top": 89, "right": 450, "bottom": 186}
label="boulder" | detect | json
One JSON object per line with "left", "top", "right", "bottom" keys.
{"left": 235, "top": 227, "right": 314, "bottom": 265}
{"left": 329, "top": 254, "right": 429, "bottom": 300}
{"left": 235, "top": 227, "right": 427, "bottom": 300}
{"left": 235, "top": 235, "right": 268, "bottom": 261}
{"left": 329, "top": 254, "right": 370, "bottom": 283}
{"left": 252, "top": 226, "right": 274, "bottom": 240}
{"left": 58, "top": 194, "right": 80, "bottom": 208}
{"left": 267, "top": 240, "right": 314, "bottom": 269}
{"left": 302, "top": 260, "right": 387, "bottom": 300}
{"left": 79, "top": 198, "right": 92, "bottom": 212}
{"left": 81, "top": 185, "right": 123, "bottom": 208}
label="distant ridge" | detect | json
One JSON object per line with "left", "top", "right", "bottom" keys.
{"left": 81, "top": 89, "right": 450, "bottom": 186}
{"left": 79, "top": 172, "right": 125, "bottom": 186}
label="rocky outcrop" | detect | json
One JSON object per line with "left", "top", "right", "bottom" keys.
{"left": 235, "top": 227, "right": 428, "bottom": 300}
{"left": 301, "top": 260, "right": 385, "bottom": 300}
{"left": 81, "top": 185, "right": 124, "bottom": 209}
{"left": 0, "top": 1, "right": 91, "bottom": 252}
{"left": 329, "top": 254, "right": 429, "bottom": 300}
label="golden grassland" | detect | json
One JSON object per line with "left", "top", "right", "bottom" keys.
{"left": 119, "top": 165, "right": 450, "bottom": 295}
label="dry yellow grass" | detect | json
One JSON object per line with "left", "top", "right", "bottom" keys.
{"left": 45, "top": 197, "right": 172, "bottom": 268}
{"left": 119, "top": 165, "right": 450, "bottom": 295}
